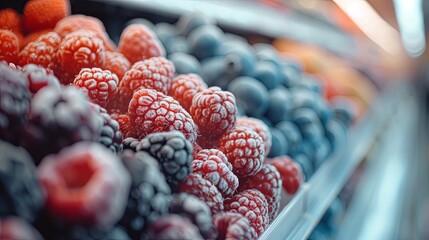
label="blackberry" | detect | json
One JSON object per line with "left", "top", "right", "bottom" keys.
{"left": 0, "top": 140, "right": 44, "bottom": 223}
{"left": 122, "top": 137, "right": 140, "bottom": 152}
{"left": 119, "top": 150, "right": 171, "bottom": 239}
{"left": 136, "top": 131, "right": 193, "bottom": 191}
{"left": 169, "top": 193, "right": 216, "bottom": 239}
{"left": 90, "top": 103, "right": 123, "bottom": 153}
{"left": 0, "top": 63, "right": 30, "bottom": 145}
{"left": 22, "top": 86, "right": 103, "bottom": 164}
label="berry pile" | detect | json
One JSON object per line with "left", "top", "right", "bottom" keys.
{"left": 0, "top": 2, "right": 357, "bottom": 239}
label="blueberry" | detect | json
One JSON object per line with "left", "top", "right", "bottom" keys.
{"left": 165, "top": 36, "right": 189, "bottom": 55}
{"left": 253, "top": 43, "right": 281, "bottom": 64}
{"left": 280, "top": 58, "right": 303, "bottom": 88}
{"left": 330, "top": 96, "right": 358, "bottom": 127}
{"left": 253, "top": 61, "right": 282, "bottom": 90}
{"left": 188, "top": 25, "right": 223, "bottom": 60}
{"left": 293, "top": 154, "right": 313, "bottom": 180}
{"left": 267, "top": 127, "right": 288, "bottom": 158}
{"left": 265, "top": 87, "right": 292, "bottom": 124}
{"left": 176, "top": 12, "right": 214, "bottom": 37}
{"left": 289, "top": 88, "right": 318, "bottom": 110}
{"left": 291, "top": 108, "right": 324, "bottom": 145}
{"left": 227, "top": 76, "right": 270, "bottom": 117}
{"left": 215, "top": 40, "right": 256, "bottom": 76}
{"left": 201, "top": 57, "right": 229, "bottom": 88}
{"left": 257, "top": 115, "right": 274, "bottom": 127}
{"left": 275, "top": 121, "right": 302, "bottom": 155}
{"left": 295, "top": 74, "right": 324, "bottom": 95}
{"left": 313, "top": 138, "right": 331, "bottom": 169}
{"left": 125, "top": 18, "right": 156, "bottom": 31}
{"left": 298, "top": 140, "right": 315, "bottom": 162}
{"left": 315, "top": 98, "right": 333, "bottom": 125}
{"left": 169, "top": 52, "right": 202, "bottom": 75}
{"left": 325, "top": 119, "right": 347, "bottom": 150}
{"left": 155, "top": 22, "right": 179, "bottom": 46}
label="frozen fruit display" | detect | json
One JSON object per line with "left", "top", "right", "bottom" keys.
{"left": 0, "top": 1, "right": 361, "bottom": 238}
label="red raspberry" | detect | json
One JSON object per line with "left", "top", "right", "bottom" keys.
{"left": 192, "top": 142, "right": 203, "bottom": 159}
{"left": 21, "top": 29, "right": 53, "bottom": 48}
{"left": 238, "top": 164, "right": 282, "bottom": 222}
{"left": 190, "top": 87, "right": 237, "bottom": 148}
{"left": 169, "top": 74, "right": 207, "bottom": 112}
{"left": 179, "top": 173, "right": 224, "bottom": 215}
{"left": 237, "top": 116, "right": 272, "bottom": 157}
{"left": 0, "top": 29, "right": 19, "bottom": 64}
{"left": 224, "top": 189, "right": 269, "bottom": 237}
{"left": 213, "top": 212, "right": 254, "bottom": 240}
{"left": 18, "top": 32, "right": 61, "bottom": 70}
{"left": 0, "top": 8, "right": 24, "bottom": 36}
{"left": 111, "top": 113, "right": 132, "bottom": 138}
{"left": 218, "top": 126, "right": 265, "bottom": 177}
{"left": 55, "top": 30, "right": 106, "bottom": 84}
{"left": 192, "top": 149, "right": 239, "bottom": 197}
{"left": 120, "top": 57, "right": 174, "bottom": 98}
{"left": 73, "top": 68, "right": 119, "bottom": 108}
{"left": 23, "top": 0, "right": 70, "bottom": 32}
{"left": 21, "top": 64, "right": 61, "bottom": 94}
{"left": 267, "top": 156, "right": 304, "bottom": 195}
{"left": 104, "top": 51, "right": 130, "bottom": 80}
{"left": 118, "top": 23, "right": 165, "bottom": 64}
{"left": 149, "top": 214, "right": 203, "bottom": 240}
{"left": 54, "top": 14, "right": 116, "bottom": 51}
{"left": 38, "top": 142, "right": 131, "bottom": 227}
{"left": 128, "top": 88, "right": 197, "bottom": 143}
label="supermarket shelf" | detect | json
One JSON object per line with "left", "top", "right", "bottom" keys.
{"left": 260, "top": 83, "right": 408, "bottom": 240}
{"left": 335, "top": 83, "right": 418, "bottom": 240}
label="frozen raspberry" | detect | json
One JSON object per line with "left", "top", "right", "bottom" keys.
{"left": 106, "top": 92, "right": 129, "bottom": 115}
{"left": 169, "top": 74, "right": 207, "bottom": 112}
{"left": 238, "top": 164, "right": 282, "bottom": 222}
{"left": 148, "top": 214, "right": 203, "bottom": 240}
{"left": 218, "top": 126, "right": 265, "bottom": 177}
{"left": 22, "top": 86, "right": 103, "bottom": 163}
{"left": 0, "top": 64, "right": 30, "bottom": 145}
{"left": 192, "top": 142, "right": 203, "bottom": 159}
{"left": 169, "top": 193, "right": 215, "bottom": 239}
{"left": 128, "top": 88, "right": 197, "bottom": 143}
{"left": 21, "top": 64, "right": 61, "bottom": 94}
{"left": 90, "top": 104, "right": 123, "bottom": 153}
{"left": 0, "top": 8, "right": 24, "bottom": 36}
{"left": 224, "top": 189, "right": 269, "bottom": 237}
{"left": 21, "top": 29, "right": 53, "bottom": 48}
{"left": 213, "top": 212, "right": 254, "bottom": 240}
{"left": 0, "top": 141, "right": 44, "bottom": 223}
{"left": 119, "top": 150, "right": 171, "bottom": 239}
{"left": 23, "top": 0, "right": 70, "bottom": 32}
{"left": 179, "top": 173, "right": 224, "bottom": 215}
{"left": 267, "top": 156, "right": 304, "bottom": 195}
{"left": 0, "top": 29, "right": 19, "bottom": 63}
{"left": 104, "top": 51, "right": 131, "bottom": 79}
{"left": 136, "top": 131, "right": 193, "bottom": 191}
{"left": 55, "top": 30, "right": 106, "bottom": 84}
{"left": 190, "top": 87, "right": 237, "bottom": 148}
{"left": 237, "top": 116, "right": 272, "bottom": 157}
{"left": 54, "top": 14, "right": 116, "bottom": 51}
{"left": 119, "top": 56, "right": 175, "bottom": 103}
{"left": 0, "top": 217, "right": 44, "bottom": 240}
{"left": 118, "top": 23, "right": 165, "bottom": 64}
{"left": 111, "top": 113, "right": 132, "bottom": 138}
{"left": 122, "top": 137, "right": 139, "bottom": 151}
{"left": 73, "top": 68, "right": 119, "bottom": 108}
{"left": 18, "top": 31, "right": 61, "bottom": 70}
{"left": 192, "top": 149, "right": 239, "bottom": 197}
{"left": 38, "top": 142, "right": 131, "bottom": 227}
